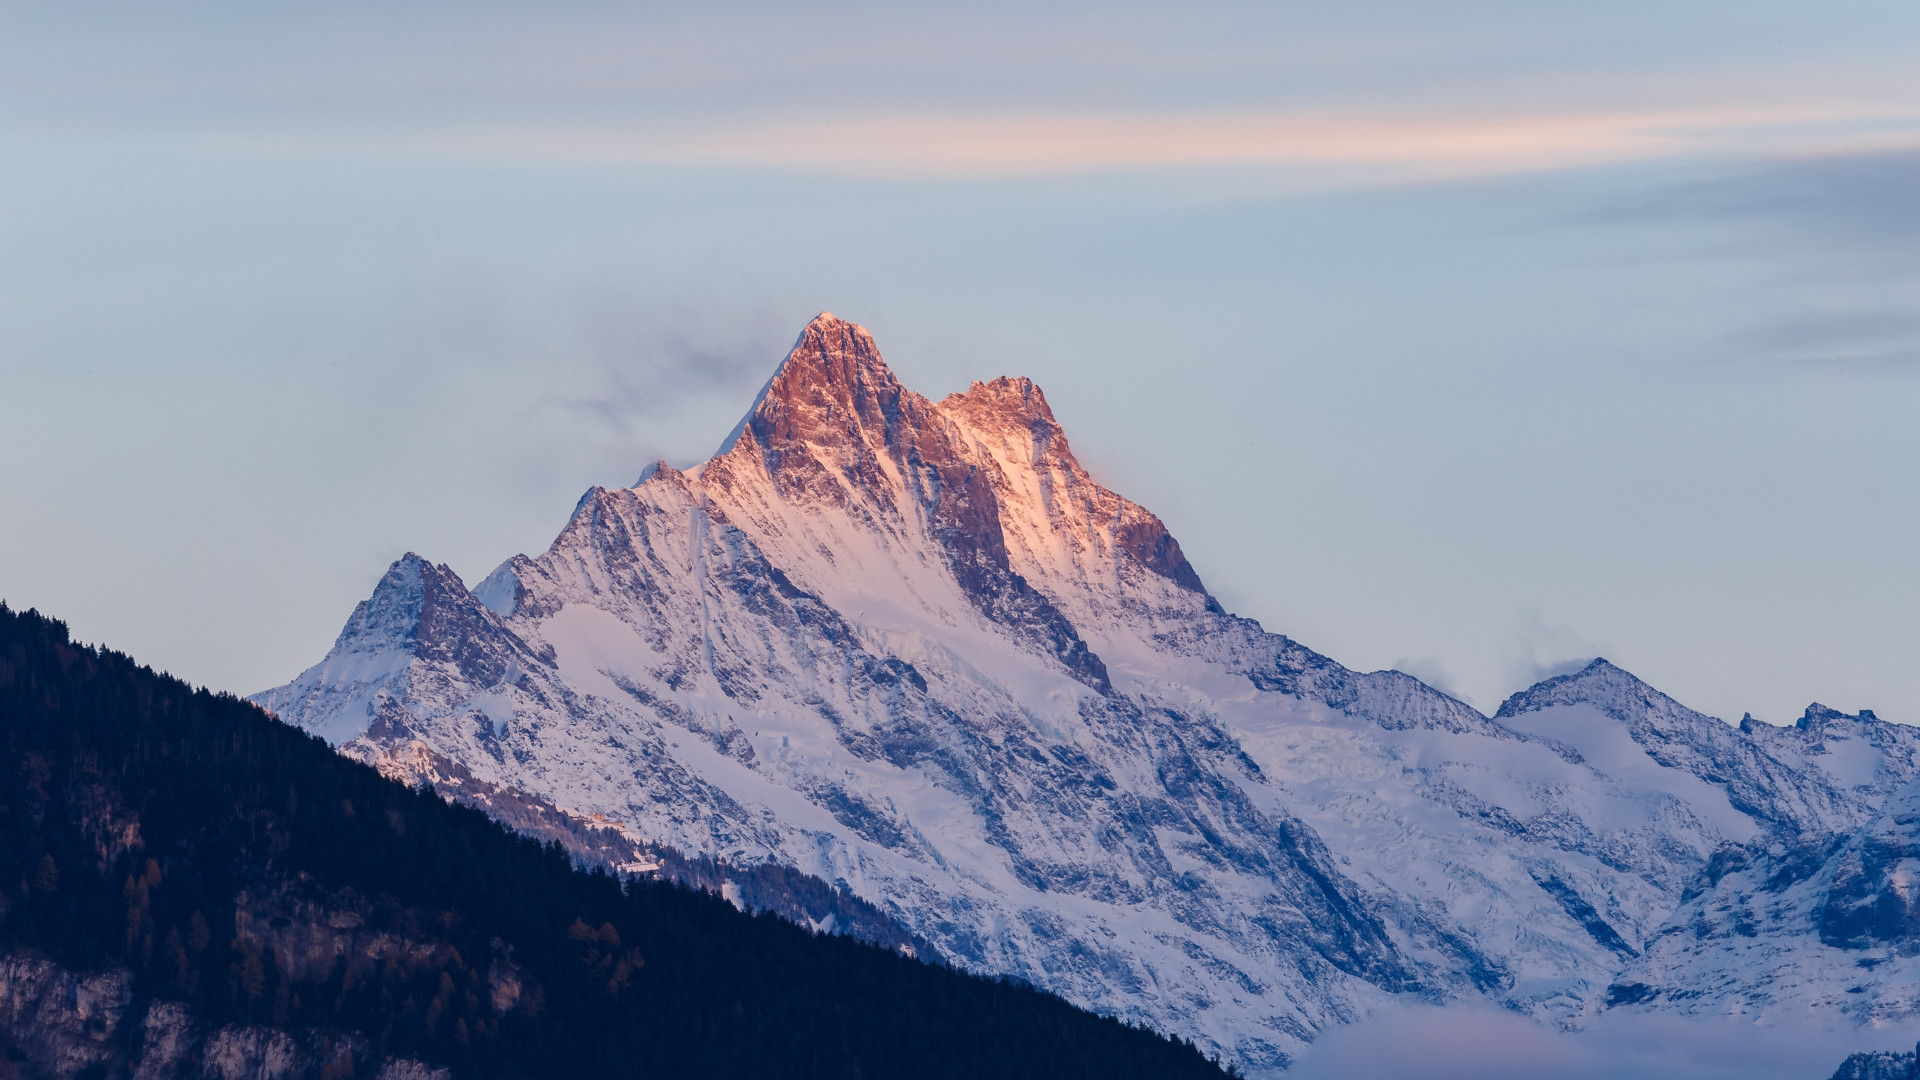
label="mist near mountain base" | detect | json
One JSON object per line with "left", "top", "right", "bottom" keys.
{"left": 1287, "top": 1003, "right": 1919, "bottom": 1080}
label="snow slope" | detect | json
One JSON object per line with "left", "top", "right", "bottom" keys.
{"left": 256, "top": 313, "right": 1920, "bottom": 1072}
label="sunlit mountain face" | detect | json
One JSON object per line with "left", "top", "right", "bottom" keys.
{"left": 260, "top": 314, "right": 1920, "bottom": 1075}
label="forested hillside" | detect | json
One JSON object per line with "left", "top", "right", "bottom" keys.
{"left": 0, "top": 603, "right": 1227, "bottom": 1079}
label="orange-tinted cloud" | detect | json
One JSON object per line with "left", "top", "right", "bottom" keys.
{"left": 220, "top": 104, "right": 1920, "bottom": 188}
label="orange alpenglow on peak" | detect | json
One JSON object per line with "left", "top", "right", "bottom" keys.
{"left": 942, "top": 375, "right": 1061, "bottom": 435}
{"left": 753, "top": 315, "right": 1063, "bottom": 444}
{"left": 712, "top": 312, "right": 905, "bottom": 459}
{"left": 770, "top": 312, "right": 896, "bottom": 394}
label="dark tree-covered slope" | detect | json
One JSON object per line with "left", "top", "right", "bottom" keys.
{"left": 0, "top": 603, "right": 1228, "bottom": 1080}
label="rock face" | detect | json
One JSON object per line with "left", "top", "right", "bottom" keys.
{"left": 1606, "top": 716, "right": 1920, "bottom": 1022}
{"left": 0, "top": 947, "right": 444, "bottom": 1080}
{"left": 257, "top": 313, "right": 1920, "bottom": 1072}
{"left": 354, "top": 737, "right": 932, "bottom": 955}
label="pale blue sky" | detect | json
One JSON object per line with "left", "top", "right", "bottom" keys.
{"left": 2, "top": 1, "right": 1917, "bottom": 725}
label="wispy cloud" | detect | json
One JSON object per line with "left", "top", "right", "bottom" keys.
{"left": 1391, "top": 656, "right": 1473, "bottom": 706}
{"left": 1501, "top": 612, "right": 1604, "bottom": 698}
{"left": 537, "top": 293, "right": 792, "bottom": 470}
{"left": 14, "top": 1, "right": 1919, "bottom": 189}
{"left": 214, "top": 104, "right": 1920, "bottom": 187}
{"left": 1737, "top": 309, "right": 1920, "bottom": 374}
{"left": 1605, "top": 146, "right": 1920, "bottom": 249}
{"left": 1594, "top": 147, "right": 1920, "bottom": 374}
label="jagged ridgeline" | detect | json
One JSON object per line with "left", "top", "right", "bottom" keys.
{"left": 0, "top": 605, "right": 1228, "bottom": 1080}
{"left": 251, "top": 313, "right": 1920, "bottom": 1072}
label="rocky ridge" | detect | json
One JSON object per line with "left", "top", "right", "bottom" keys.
{"left": 258, "top": 313, "right": 1920, "bottom": 1072}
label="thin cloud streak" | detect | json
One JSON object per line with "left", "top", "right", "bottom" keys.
{"left": 217, "top": 104, "right": 1920, "bottom": 185}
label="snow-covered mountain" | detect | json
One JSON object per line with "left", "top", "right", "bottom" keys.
{"left": 257, "top": 313, "right": 1918, "bottom": 1072}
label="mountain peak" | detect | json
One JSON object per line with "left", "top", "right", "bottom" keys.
{"left": 942, "top": 376, "right": 1062, "bottom": 437}
{"left": 1493, "top": 657, "right": 1660, "bottom": 720}
{"left": 330, "top": 553, "right": 468, "bottom": 655}
{"left": 714, "top": 312, "right": 909, "bottom": 461}
{"left": 772, "top": 311, "right": 894, "bottom": 394}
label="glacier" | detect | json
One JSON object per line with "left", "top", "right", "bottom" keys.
{"left": 256, "top": 312, "right": 1920, "bottom": 1073}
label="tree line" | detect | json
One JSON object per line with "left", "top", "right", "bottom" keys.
{"left": 0, "top": 603, "right": 1231, "bottom": 1079}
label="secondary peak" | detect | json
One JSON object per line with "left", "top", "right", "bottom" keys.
{"left": 943, "top": 376, "right": 1059, "bottom": 432}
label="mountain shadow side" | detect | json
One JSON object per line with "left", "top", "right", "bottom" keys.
{"left": 0, "top": 603, "right": 1229, "bottom": 1080}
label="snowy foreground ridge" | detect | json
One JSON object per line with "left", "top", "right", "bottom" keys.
{"left": 259, "top": 313, "right": 1920, "bottom": 1073}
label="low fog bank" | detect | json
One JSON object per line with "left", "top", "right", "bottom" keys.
{"left": 1286, "top": 1004, "right": 1920, "bottom": 1080}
